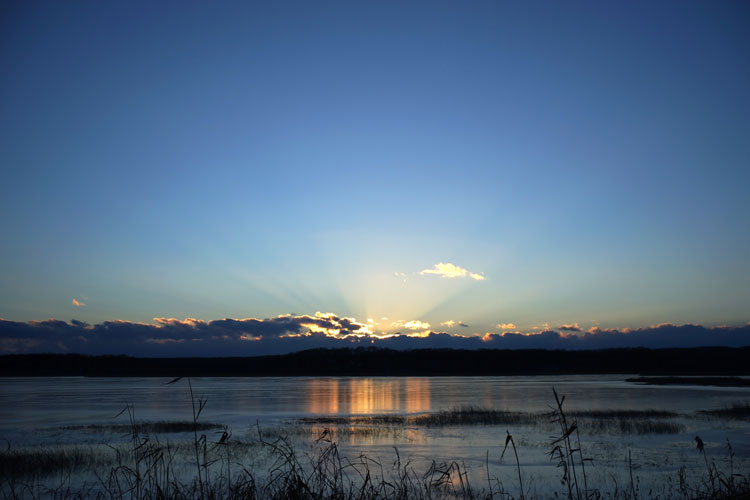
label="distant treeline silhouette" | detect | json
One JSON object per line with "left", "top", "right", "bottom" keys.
{"left": 1, "top": 346, "right": 749, "bottom": 376}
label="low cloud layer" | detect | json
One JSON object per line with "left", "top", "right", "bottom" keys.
{"left": 1, "top": 316, "right": 749, "bottom": 357}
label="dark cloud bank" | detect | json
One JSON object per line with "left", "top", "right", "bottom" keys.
{"left": 1, "top": 315, "right": 749, "bottom": 357}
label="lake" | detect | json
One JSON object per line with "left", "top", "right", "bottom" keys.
{"left": 2, "top": 375, "right": 750, "bottom": 497}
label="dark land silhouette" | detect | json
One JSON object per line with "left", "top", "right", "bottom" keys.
{"left": 1, "top": 346, "right": 749, "bottom": 377}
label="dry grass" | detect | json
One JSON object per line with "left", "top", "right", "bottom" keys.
{"left": 627, "top": 376, "right": 750, "bottom": 387}
{"left": 61, "top": 421, "right": 223, "bottom": 434}
{"left": 410, "top": 406, "right": 535, "bottom": 426}
{"left": 299, "top": 415, "right": 408, "bottom": 425}
{"left": 583, "top": 418, "right": 684, "bottom": 435}
{"left": 698, "top": 402, "right": 750, "bottom": 421}
{"left": 570, "top": 409, "right": 684, "bottom": 435}
{"left": 0, "top": 445, "right": 115, "bottom": 479}
{"left": 302, "top": 406, "right": 685, "bottom": 435}
{"left": 258, "top": 425, "right": 412, "bottom": 441}
{"left": 570, "top": 409, "right": 679, "bottom": 419}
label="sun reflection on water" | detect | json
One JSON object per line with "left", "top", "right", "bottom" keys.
{"left": 306, "top": 378, "right": 431, "bottom": 415}
{"left": 307, "top": 378, "right": 339, "bottom": 414}
{"left": 405, "top": 378, "right": 430, "bottom": 413}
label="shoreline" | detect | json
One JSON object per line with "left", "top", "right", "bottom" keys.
{"left": 626, "top": 376, "right": 750, "bottom": 387}
{"left": 2, "top": 346, "right": 750, "bottom": 377}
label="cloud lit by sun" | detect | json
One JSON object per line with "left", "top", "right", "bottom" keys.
{"left": 390, "top": 319, "right": 431, "bottom": 331}
{"left": 441, "top": 320, "right": 469, "bottom": 328}
{"left": 419, "top": 263, "right": 485, "bottom": 281}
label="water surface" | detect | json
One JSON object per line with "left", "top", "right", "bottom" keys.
{"left": 2, "top": 375, "right": 749, "bottom": 496}
{"left": 2, "top": 374, "right": 749, "bottom": 433}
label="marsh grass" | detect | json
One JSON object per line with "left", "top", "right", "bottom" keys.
{"left": 300, "top": 415, "right": 409, "bottom": 425}
{"left": 568, "top": 410, "right": 684, "bottom": 435}
{"left": 582, "top": 419, "right": 684, "bottom": 435}
{"left": 626, "top": 377, "right": 750, "bottom": 387}
{"left": 252, "top": 429, "right": 492, "bottom": 500}
{"left": 698, "top": 402, "right": 750, "bottom": 421}
{"left": 0, "top": 439, "right": 261, "bottom": 482}
{"left": 412, "top": 406, "right": 536, "bottom": 427}
{"left": 61, "top": 422, "right": 224, "bottom": 434}
{"left": 570, "top": 412, "right": 681, "bottom": 435}
{"left": 260, "top": 425, "right": 414, "bottom": 442}
{"left": 301, "top": 407, "right": 685, "bottom": 435}
{"left": 0, "top": 445, "right": 111, "bottom": 479}
{"left": 298, "top": 408, "right": 537, "bottom": 427}
{"left": 569, "top": 410, "right": 679, "bottom": 419}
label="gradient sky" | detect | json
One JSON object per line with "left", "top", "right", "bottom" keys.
{"left": 1, "top": 1, "right": 748, "bottom": 347}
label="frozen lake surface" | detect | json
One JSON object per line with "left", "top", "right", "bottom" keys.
{"left": 2, "top": 375, "right": 749, "bottom": 496}
{"left": 3, "top": 375, "right": 750, "bottom": 428}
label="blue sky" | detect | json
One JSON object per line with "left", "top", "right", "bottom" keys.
{"left": 1, "top": 1, "right": 748, "bottom": 352}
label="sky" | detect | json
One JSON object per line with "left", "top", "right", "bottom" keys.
{"left": 1, "top": 1, "right": 749, "bottom": 355}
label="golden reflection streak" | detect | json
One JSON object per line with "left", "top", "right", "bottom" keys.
{"left": 405, "top": 378, "right": 430, "bottom": 413}
{"left": 307, "top": 378, "right": 339, "bottom": 414}
{"left": 349, "top": 379, "right": 374, "bottom": 414}
{"left": 307, "top": 378, "right": 432, "bottom": 416}
{"left": 305, "top": 378, "right": 434, "bottom": 447}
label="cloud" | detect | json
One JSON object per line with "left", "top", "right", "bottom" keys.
{"left": 72, "top": 299, "right": 86, "bottom": 307}
{"left": 391, "top": 320, "right": 431, "bottom": 330}
{"left": 0, "top": 313, "right": 373, "bottom": 356}
{"left": 558, "top": 323, "right": 582, "bottom": 332}
{"left": 478, "top": 324, "right": 750, "bottom": 350}
{"left": 441, "top": 320, "right": 469, "bottom": 328}
{"left": 419, "top": 263, "right": 485, "bottom": 281}
{"left": 2, "top": 317, "right": 750, "bottom": 357}
{"left": 496, "top": 322, "right": 516, "bottom": 330}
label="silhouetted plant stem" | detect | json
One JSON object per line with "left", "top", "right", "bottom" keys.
{"left": 486, "top": 450, "right": 494, "bottom": 500}
{"left": 187, "top": 377, "right": 204, "bottom": 499}
{"left": 552, "top": 387, "right": 583, "bottom": 500}
{"left": 574, "top": 423, "right": 590, "bottom": 500}
{"left": 629, "top": 450, "right": 637, "bottom": 500}
{"left": 501, "top": 430, "right": 524, "bottom": 500}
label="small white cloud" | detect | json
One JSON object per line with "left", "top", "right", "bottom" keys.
{"left": 72, "top": 299, "right": 86, "bottom": 307}
{"left": 420, "top": 262, "right": 485, "bottom": 281}
{"left": 496, "top": 322, "right": 516, "bottom": 329}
